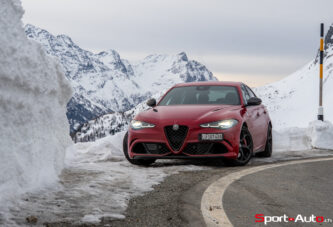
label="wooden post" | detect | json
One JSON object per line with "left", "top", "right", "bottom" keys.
{"left": 318, "top": 23, "right": 324, "bottom": 121}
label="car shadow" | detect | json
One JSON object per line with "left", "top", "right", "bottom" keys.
{"left": 148, "top": 159, "right": 233, "bottom": 168}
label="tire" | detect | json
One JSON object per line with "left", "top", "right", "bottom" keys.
{"left": 227, "top": 125, "right": 253, "bottom": 166}
{"left": 123, "top": 132, "right": 155, "bottom": 166}
{"left": 256, "top": 124, "right": 273, "bottom": 157}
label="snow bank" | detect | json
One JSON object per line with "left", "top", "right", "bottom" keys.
{"left": 66, "top": 132, "right": 126, "bottom": 164}
{"left": 273, "top": 120, "right": 333, "bottom": 152}
{"left": 0, "top": 0, "right": 72, "bottom": 211}
{"left": 307, "top": 120, "right": 333, "bottom": 150}
{"left": 273, "top": 128, "right": 311, "bottom": 152}
{"left": 5, "top": 132, "right": 203, "bottom": 225}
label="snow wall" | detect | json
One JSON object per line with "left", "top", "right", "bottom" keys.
{"left": 0, "top": 0, "right": 72, "bottom": 202}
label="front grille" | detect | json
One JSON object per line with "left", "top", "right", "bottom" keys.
{"left": 183, "top": 143, "right": 228, "bottom": 155}
{"left": 164, "top": 125, "right": 188, "bottom": 151}
{"left": 132, "top": 143, "right": 170, "bottom": 154}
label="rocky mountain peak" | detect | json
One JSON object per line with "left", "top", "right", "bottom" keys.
{"left": 25, "top": 25, "right": 217, "bottom": 132}
{"left": 324, "top": 24, "right": 333, "bottom": 50}
{"left": 177, "top": 52, "right": 188, "bottom": 62}
{"left": 314, "top": 25, "right": 333, "bottom": 64}
{"left": 98, "top": 49, "right": 121, "bottom": 61}
{"left": 56, "top": 34, "right": 75, "bottom": 47}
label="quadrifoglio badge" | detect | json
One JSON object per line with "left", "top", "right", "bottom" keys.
{"left": 255, "top": 214, "right": 332, "bottom": 225}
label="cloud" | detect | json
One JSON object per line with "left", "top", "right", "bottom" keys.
{"left": 21, "top": 0, "right": 333, "bottom": 85}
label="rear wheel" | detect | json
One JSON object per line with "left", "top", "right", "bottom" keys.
{"left": 123, "top": 132, "right": 155, "bottom": 166}
{"left": 228, "top": 126, "right": 253, "bottom": 166}
{"left": 256, "top": 124, "right": 273, "bottom": 157}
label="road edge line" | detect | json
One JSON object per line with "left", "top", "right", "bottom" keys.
{"left": 200, "top": 157, "right": 333, "bottom": 227}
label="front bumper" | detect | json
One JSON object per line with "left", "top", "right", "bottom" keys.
{"left": 128, "top": 123, "right": 241, "bottom": 159}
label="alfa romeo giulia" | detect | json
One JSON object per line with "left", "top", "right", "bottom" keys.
{"left": 123, "top": 81, "right": 272, "bottom": 166}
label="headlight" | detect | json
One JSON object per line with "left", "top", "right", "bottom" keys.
{"left": 200, "top": 119, "right": 238, "bottom": 129}
{"left": 130, "top": 120, "right": 155, "bottom": 130}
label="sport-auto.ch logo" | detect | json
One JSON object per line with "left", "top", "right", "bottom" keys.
{"left": 255, "top": 214, "right": 332, "bottom": 225}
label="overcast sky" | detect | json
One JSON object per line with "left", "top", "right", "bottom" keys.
{"left": 21, "top": 0, "right": 333, "bottom": 86}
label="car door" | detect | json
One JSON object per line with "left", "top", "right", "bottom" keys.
{"left": 245, "top": 85, "right": 267, "bottom": 150}
{"left": 241, "top": 85, "right": 261, "bottom": 151}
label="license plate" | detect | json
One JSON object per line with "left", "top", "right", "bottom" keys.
{"left": 200, "top": 133, "right": 223, "bottom": 141}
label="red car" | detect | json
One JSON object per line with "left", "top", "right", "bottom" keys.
{"left": 123, "top": 81, "right": 272, "bottom": 166}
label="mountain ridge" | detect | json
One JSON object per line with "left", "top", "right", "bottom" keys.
{"left": 25, "top": 24, "right": 217, "bottom": 131}
{"left": 73, "top": 25, "right": 333, "bottom": 142}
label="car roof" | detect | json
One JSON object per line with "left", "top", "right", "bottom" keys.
{"left": 173, "top": 81, "right": 242, "bottom": 87}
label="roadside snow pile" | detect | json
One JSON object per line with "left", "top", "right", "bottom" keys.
{"left": 6, "top": 132, "right": 204, "bottom": 225}
{"left": 0, "top": 0, "right": 72, "bottom": 217}
{"left": 273, "top": 120, "right": 333, "bottom": 152}
{"left": 307, "top": 120, "right": 333, "bottom": 150}
{"left": 66, "top": 132, "right": 126, "bottom": 164}
{"left": 273, "top": 128, "right": 311, "bottom": 152}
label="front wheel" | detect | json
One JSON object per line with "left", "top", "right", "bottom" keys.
{"left": 123, "top": 132, "right": 155, "bottom": 166}
{"left": 227, "top": 126, "right": 253, "bottom": 166}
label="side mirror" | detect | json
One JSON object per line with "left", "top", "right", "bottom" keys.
{"left": 247, "top": 97, "right": 262, "bottom": 106}
{"left": 147, "top": 98, "right": 156, "bottom": 107}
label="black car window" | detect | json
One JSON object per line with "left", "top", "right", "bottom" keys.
{"left": 241, "top": 85, "right": 251, "bottom": 104}
{"left": 245, "top": 85, "right": 257, "bottom": 98}
{"left": 159, "top": 85, "right": 241, "bottom": 106}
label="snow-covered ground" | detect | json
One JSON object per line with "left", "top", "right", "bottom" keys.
{"left": 5, "top": 128, "right": 332, "bottom": 225}
{"left": 0, "top": 0, "right": 72, "bottom": 224}
{"left": 4, "top": 132, "right": 205, "bottom": 225}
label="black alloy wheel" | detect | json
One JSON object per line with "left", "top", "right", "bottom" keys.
{"left": 229, "top": 126, "right": 253, "bottom": 166}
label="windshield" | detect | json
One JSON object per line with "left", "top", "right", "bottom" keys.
{"left": 158, "top": 85, "right": 241, "bottom": 106}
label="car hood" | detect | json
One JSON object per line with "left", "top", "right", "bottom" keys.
{"left": 135, "top": 105, "right": 242, "bottom": 124}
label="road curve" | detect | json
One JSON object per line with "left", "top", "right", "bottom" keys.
{"left": 98, "top": 156, "right": 333, "bottom": 227}
{"left": 201, "top": 157, "right": 333, "bottom": 227}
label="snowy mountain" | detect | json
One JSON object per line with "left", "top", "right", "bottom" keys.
{"left": 25, "top": 24, "right": 216, "bottom": 132}
{"left": 74, "top": 25, "right": 333, "bottom": 143}
{"left": 73, "top": 91, "right": 164, "bottom": 142}
{"left": 254, "top": 24, "right": 333, "bottom": 130}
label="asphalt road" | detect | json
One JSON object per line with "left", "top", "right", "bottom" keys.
{"left": 37, "top": 155, "right": 333, "bottom": 227}
{"left": 105, "top": 162, "right": 240, "bottom": 227}
{"left": 107, "top": 157, "right": 333, "bottom": 227}
{"left": 223, "top": 159, "right": 333, "bottom": 227}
